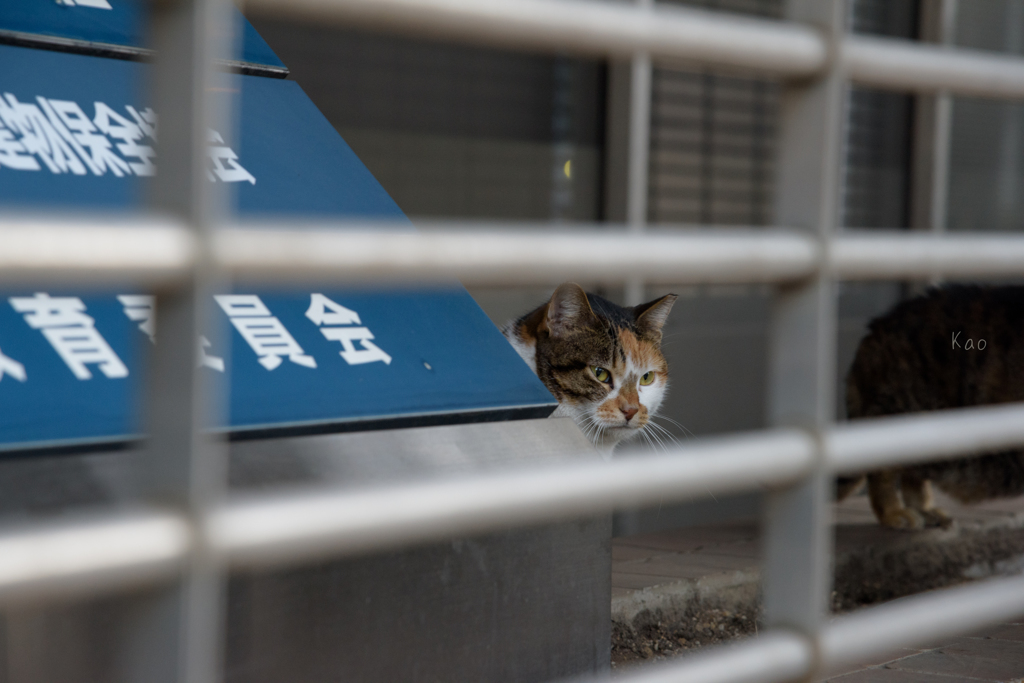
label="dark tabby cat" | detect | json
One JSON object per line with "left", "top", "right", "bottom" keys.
{"left": 840, "top": 285, "right": 1024, "bottom": 529}
{"left": 503, "top": 283, "right": 677, "bottom": 454}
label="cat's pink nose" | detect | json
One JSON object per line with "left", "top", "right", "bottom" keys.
{"left": 622, "top": 406, "right": 639, "bottom": 422}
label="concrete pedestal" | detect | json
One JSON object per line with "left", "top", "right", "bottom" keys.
{"left": 0, "top": 418, "right": 611, "bottom": 683}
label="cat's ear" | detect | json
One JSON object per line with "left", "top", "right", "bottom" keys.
{"left": 543, "top": 283, "right": 597, "bottom": 338}
{"left": 634, "top": 294, "right": 677, "bottom": 342}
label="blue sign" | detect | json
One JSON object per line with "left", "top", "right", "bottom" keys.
{"left": 0, "top": 45, "right": 556, "bottom": 451}
{"left": 0, "top": 0, "right": 285, "bottom": 73}
{"left": 0, "top": 44, "right": 401, "bottom": 217}
{"left": 0, "top": 288, "right": 554, "bottom": 451}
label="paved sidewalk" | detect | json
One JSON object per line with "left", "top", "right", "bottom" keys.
{"left": 611, "top": 493, "right": 1024, "bottom": 679}
{"left": 824, "top": 623, "right": 1024, "bottom": 682}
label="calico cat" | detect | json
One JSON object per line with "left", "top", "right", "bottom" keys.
{"left": 503, "top": 283, "right": 677, "bottom": 454}
{"left": 840, "top": 285, "right": 1024, "bottom": 529}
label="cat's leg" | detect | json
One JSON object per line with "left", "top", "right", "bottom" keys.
{"left": 900, "top": 473, "right": 953, "bottom": 529}
{"left": 868, "top": 470, "right": 924, "bottom": 529}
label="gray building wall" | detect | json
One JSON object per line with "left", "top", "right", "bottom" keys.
{"left": 245, "top": 17, "right": 606, "bottom": 223}
{"left": 949, "top": 0, "right": 1024, "bottom": 234}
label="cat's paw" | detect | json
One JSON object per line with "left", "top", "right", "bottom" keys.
{"left": 920, "top": 507, "right": 954, "bottom": 529}
{"left": 878, "top": 508, "right": 925, "bottom": 530}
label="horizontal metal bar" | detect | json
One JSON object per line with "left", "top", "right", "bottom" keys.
{"left": 9, "top": 219, "right": 1024, "bottom": 283}
{"left": 594, "top": 630, "right": 811, "bottom": 683}
{"left": 208, "top": 429, "right": 814, "bottom": 569}
{"left": 216, "top": 224, "right": 819, "bottom": 285}
{"left": 820, "top": 574, "right": 1024, "bottom": 677}
{"left": 828, "top": 402, "right": 1024, "bottom": 474}
{"left": 245, "top": 0, "right": 1024, "bottom": 101}
{"left": 243, "top": 0, "right": 825, "bottom": 77}
{"left": 0, "top": 216, "right": 195, "bottom": 286}
{"left": 832, "top": 231, "right": 1024, "bottom": 280}
{"left": 2, "top": 401, "right": 1024, "bottom": 603}
{"left": 0, "top": 509, "right": 190, "bottom": 605}
{"left": 845, "top": 34, "right": 1024, "bottom": 100}
{"left": 215, "top": 226, "right": 1024, "bottom": 282}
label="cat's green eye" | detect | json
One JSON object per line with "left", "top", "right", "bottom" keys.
{"left": 592, "top": 366, "right": 611, "bottom": 384}
{"left": 639, "top": 371, "right": 655, "bottom": 386}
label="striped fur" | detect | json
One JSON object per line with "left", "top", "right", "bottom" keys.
{"left": 842, "top": 285, "right": 1024, "bottom": 529}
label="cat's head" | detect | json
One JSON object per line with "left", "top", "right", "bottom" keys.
{"left": 531, "top": 283, "right": 676, "bottom": 449}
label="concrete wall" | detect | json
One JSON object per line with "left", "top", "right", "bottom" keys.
{"left": 0, "top": 419, "right": 611, "bottom": 683}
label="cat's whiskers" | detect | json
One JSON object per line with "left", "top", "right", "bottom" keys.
{"left": 652, "top": 414, "right": 698, "bottom": 440}
{"left": 646, "top": 420, "right": 682, "bottom": 445}
{"left": 639, "top": 428, "right": 663, "bottom": 452}
{"left": 577, "top": 415, "right": 598, "bottom": 441}
{"left": 646, "top": 426, "right": 672, "bottom": 453}
{"left": 583, "top": 412, "right": 610, "bottom": 436}
{"left": 643, "top": 429, "right": 668, "bottom": 452}
{"left": 638, "top": 429, "right": 657, "bottom": 451}
{"left": 627, "top": 419, "right": 669, "bottom": 453}
{"left": 578, "top": 413, "right": 608, "bottom": 445}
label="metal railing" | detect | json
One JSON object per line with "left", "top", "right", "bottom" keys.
{"left": 5, "top": 0, "right": 1024, "bottom": 681}
{"left": 10, "top": 218, "right": 1024, "bottom": 284}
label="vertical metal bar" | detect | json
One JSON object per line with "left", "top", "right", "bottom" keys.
{"left": 932, "top": 0, "right": 956, "bottom": 236}
{"left": 911, "top": 0, "right": 956, "bottom": 246}
{"left": 930, "top": 92, "right": 952, "bottom": 235}
{"left": 147, "top": 0, "right": 227, "bottom": 519}
{"left": 128, "top": 0, "right": 230, "bottom": 680}
{"left": 762, "top": 0, "right": 845, "bottom": 661}
{"left": 624, "top": 0, "right": 653, "bottom": 306}
{"left": 996, "top": 0, "right": 1023, "bottom": 232}
{"left": 615, "top": 29, "right": 653, "bottom": 532}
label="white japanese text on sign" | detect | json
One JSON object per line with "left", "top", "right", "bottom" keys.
{"left": 0, "top": 94, "right": 255, "bottom": 183}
